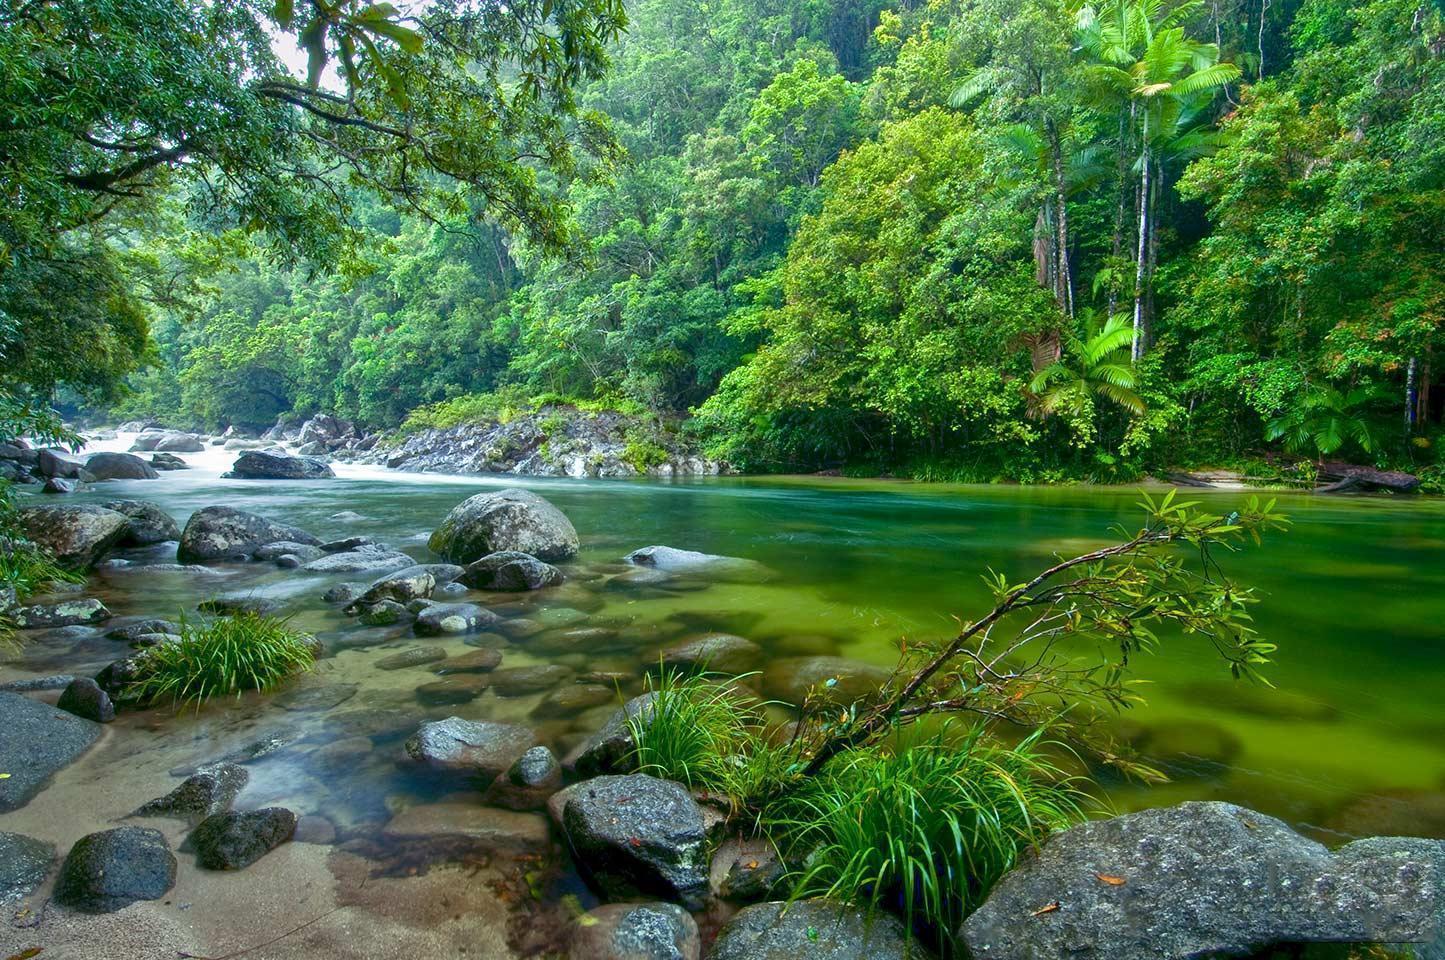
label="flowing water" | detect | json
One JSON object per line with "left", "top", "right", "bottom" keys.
{"left": 4, "top": 435, "right": 1443, "bottom": 955}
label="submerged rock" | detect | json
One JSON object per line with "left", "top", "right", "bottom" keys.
{"left": 223, "top": 450, "right": 335, "bottom": 480}
{"left": 0, "top": 690, "right": 103, "bottom": 812}
{"left": 18, "top": 504, "right": 130, "bottom": 568}
{"left": 85, "top": 451, "right": 159, "bottom": 481}
{"left": 761, "top": 656, "right": 891, "bottom": 707}
{"left": 375, "top": 646, "right": 446, "bottom": 670}
{"left": 962, "top": 801, "right": 1445, "bottom": 960}
{"left": 429, "top": 488, "right": 579, "bottom": 563}
{"left": 564, "top": 692, "right": 657, "bottom": 777}
{"left": 11, "top": 597, "right": 111, "bottom": 629}
{"left": 490, "top": 664, "right": 572, "bottom": 697}
{"left": 0, "top": 831, "right": 55, "bottom": 904}
{"left": 415, "top": 674, "right": 492, "bottom": 706}
{"left": 711, "top": 899, "right": 925, "bottom": 960}
{"left": 101, "top": 499, "right": 182, "bottom": 545}
{"left": 461, "top": 550, "right": 565, "bottom": 591}
{"left": 107, "top": 618, "right": 180, "bottom": 643}
{"left": 568, "top": 902, "right": 701, "bottom": 960}
{"left": 624, "top": 545, "right": 766, "bottom": 580}
{"left": 657, "top": 633, "right": 762, "bottom": 675}
{"left": 348, "top": 563, "right": 462, "bottom": 608}
{"left": 414, "top": 602, "right": 501, "bottom": 636}
{"left": 303, "top": 547, "right": 415, "bottom": 574}
{"left": 190, "top": 807, "right": 297, "bottom": 870}
{"left": 403, "top": 717, "right": 537, "bottom": 778}
{"left": 177, "top": 505, "right": 320, "bottom": 563}
{"left": 382, "top": 802, "right": 549, "bottom": 849}
{"left": 57, "top": 677, "right": 115, "bottom": 722}
{"left": 134, "top": 764, "right": 249, "bottom": 824}
{"left": 55, "top": 826, "right": 177, "bottom": 913}
{"left": 562, "top": 774, "right": 711, "bottom": 910}
{"left": 484, "top": 745, "right": 562, "bottom": 811}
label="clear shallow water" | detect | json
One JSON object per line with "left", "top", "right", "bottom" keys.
{"left": 7, "top": 436, "right": 1445, "bottom": 872}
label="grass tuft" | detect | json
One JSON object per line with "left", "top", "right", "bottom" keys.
{"left": 129, "top": 612, "right": 316, "bottom": 708}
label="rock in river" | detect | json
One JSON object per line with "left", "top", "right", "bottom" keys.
{"left": 484, "top": 745, "right": 562, "bottom": 811}
{"left": 302, "top": 545, "right": 416, "bottom": 574}
{"left": 710, "top": 899, "right": 926, "bottom": 960}
{"left": 0, "top": 690, "right": 103, "bottom": 812}
{"left": 134, "top": 764, "right": 249, "bottom": 824}
{"left": 403, "top": 717, "right": 537, "bottom": 778}
{"left": 102, "top": 499, "right": 182, "bottom": 545}
{"left": 624, "top": 545, "right": 766, "bottom": 581}
{"left": 190, "top": 807, "right": 297, "bottom": 870}
{"left": 0, "top": 831, "right": 55, "bottom": 904}
{"left": 461, "top": 550, "right": 565, "bottom": 591}
{"left": 11, "top": 597, "right": 111, "bottom": 629}
{"left": 762, "top": 655, "right": 891, "bottom": 707}
{"left": 657, "top": 633, "right": 762, "bottom": 675}
{"left": 429, "top": 488, "right": 579, "bottom": 563}
{"left": 961, "top": 801, "right": 1445, "bottom": 960}
{"left": 223, "top": 450, "right": 335, "bottom": 479}
{"left": 57, "top": 677, "right": 115, "bottom": 722}
{"left": 415, "top": 602, "right": 500, "bottom": 636}
{"left": 18, "top": 503, "right": 130, "bottom": 568}
{"left": 564, "top": 692, "right": 656, "bottom": 777}
{"left": 85, "top": 451, "right": 159, "bottom": 480}
{"left": 177, "top": 505, "right": 320, "bottom": 563}
{"left": 55, "top": 826, "right": 177, "bottom": 913}
{"left": 568, "top": 902, "right": 701, "bottom": 960}
{"left": 562, "top": 774, "right": 711, "bottom": 910}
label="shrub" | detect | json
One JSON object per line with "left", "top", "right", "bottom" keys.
{"left": 0, "top": 539, "right": 82, "bottom": 602}
{"left": 128, "top": 613, "right": 316, "bottom": 708}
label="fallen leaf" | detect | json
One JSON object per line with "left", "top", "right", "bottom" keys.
{"left": 0, "top": 773, "right": 11, "bottom": 779}
{"left": 8, "top": 950, "right": 44, "bottom": 960}
{"left": 1095, "top": 873, "right": 1127, "bottom": 886}
{"left": 1030, "top": 901, "right": 1060, "bottom": 917}
{"left": 744, "top": 860, "right": 760, "bottom": 870}
{"left": 628, "top": 837, "right": 643, "bottom": 848}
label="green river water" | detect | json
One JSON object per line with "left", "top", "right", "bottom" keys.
{"left": 4, "top": 440, "right": 1444, "bottom": 952}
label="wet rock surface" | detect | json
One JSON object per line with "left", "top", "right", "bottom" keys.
{"left": 11, "top": 597, "right": 111, "bottom": 628}
{"left": 55, "top": 826, "right": 177, "bottom": 913}
{"left": 403, "top": 717, "right": 538, "bottom": 777}
{"left": 0, "top": 691, "right": 103, "bottom": 812}
{"left": 86, "top": 451, "right": 160, "bottom": 480}
{"left": 565, "top": 692, "right": 656, "bottom": 777}
{"left": 57, "top": 676, "right": 115, "bottom": 722}
{"left": 711, "top": 899, "right": 926, "bottom": 960}
{"left": 223, "top": 450, "right": 335, "bottom": 480}
{"left": 177, "top": 505, "right": 320, "bottom": 563}
{"left": 0, "top": 830, "right": 55, "bottom": 904}
{"left": 18, "top": 504, "right": 130, "bottom": 568}
{"left": 461, "top": 550, "right": 565, "bottom": 591}
{"left": 189, "top": 807, "right": 298, "bottom": 870}
{"left": 568, "top": 902, "right": 701, "bottom": 960}
{"left": 962, "top": 801, "right": 1445, "bottom": 960}
{"left": 375, "top": 646, "right": 447, "bottom": 670}
{"left": 101, "top": 498, "right": 182, "bottom": 545}
{"left": 134, "top": 764, "right": 249, "bottom": 824}
{"left": 429, "top": 488, "right": 580, "bottom": 563}
{"left": 484, "top": 745, "right": 562, "bottom": 811}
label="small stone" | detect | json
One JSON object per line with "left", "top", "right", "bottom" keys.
{"left": 414, "top": 602, "right": 500, "bottom": 636}
{"left": 357, "top": 599, "right": 409, "bottom": 626}
{"left": 568, "top": 902, "right": 701, "bottom": 960}
{"left": 375, "top": 646, "right": 447, "bottom": 670}
{"left": 415, "top": 674, "right": 491, "bottom": 706}
{"left": 491, "top": 664, "right": 573, "bottom": 697}
{"left": 484, "top": 745, "right": 562, "bottom": 811}
{"left": 133, "top": 764, "right": 249, "bottom": 824}
{"left": 403, "top": 717, "right": 537, "bottom": 778}
{"left": 55, "top": 826, "right": 177, "bottom": 913}
{"left": 435, "top": 649, "right": 504, "bottom": 674}
{"left": 190, "top": 807, "right": 298, "bottom": 870}
{"left": 321, "top": 536, "right": 375, "bottom": 552}
{"left": 57, "top": 677, "right": 115, "bottom": 722}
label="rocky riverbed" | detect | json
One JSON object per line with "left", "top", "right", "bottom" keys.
{"left": 2, "top": 431, "right": 1444, "bottom": 958}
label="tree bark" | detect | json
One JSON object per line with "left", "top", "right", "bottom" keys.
{"left": 1051, "top": 126, "right": 1074, "bottom": 318}
{"left": 1131, "top": 133, "right": 1152, "bottom": 362}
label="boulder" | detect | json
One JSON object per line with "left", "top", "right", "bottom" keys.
{"left": 762, "top": 656, "right": 891, "bottom": 707}
{"left": 18, "top": 504, "right": 130, "bottom": 567}
{"left": 657, "top": 633, "right": 762, "bottom": 675}
{"left": 484, "top": 745, "right": 562, "bottom": 811}
{"left": 223, "top": 438, "right": 265, "bottom": 451}
{"left": 711, "top": 900, "right": 925, "bottom": 960}
{"left": 85, "top": 451, "right": 159, "bottom": 481}
{"left": 134, "top": 764, "right": 249, "bottom": 824}
{"left": 356, "top": 599, "right": 409, "bottom": 625}
{"left": 415, "top": 674, "right": 491, "bottom": 705}
{"left": 57, "top": 677, "right": 115, "bottom": 722}
{"left": 36, "top": 447, "right": 85, "bottom": 478}
{"left": 461, "top": 550, "right": 565, "bottom": 591}
{"left": 43, "top": 476, "right": 81, "bottom": 494}
{"left": 54, "top": 826, "right": 177, "bottom": 913}
{"left": 128, "top": 431, "right": 165, "bottom": 452}
{"left": 107, "top": 618, "right": 180, "bottom": 643}
{"left": 414, "top": 602, "right": 500, "bottom": 636}
{"left": 374, "top": 646, "right": 447, "bottom": 670}
{"left": 252, "top": 540, "right": 325, "bottom": 564}
{"left": 568, "top": 902, "right": 701, "bottom": 960}
{"left": 223, "top": 450, "right": 335, "bottom": 480}
{"left": 564, "top": 692, "right": 656, "bottom": 777}
{"left": 151, "top": 452, "right": 189, "bottom": 470}
{"left": 189, "top": 807, "right": 297, "bottom": 870}
{"left": 297, "top": 414, "right": 354, "bottom": 446}
{"left": 562, "top": 774, "right": 711, "bottom": 909}
{"left": 0, "top": 831, "right": 54, "bottom": 904}
{"left": 11, "top": 597, "right": 111, "bottom": 628}
{"left": 961, "top": 801, "right": 1445, "bottom": 960}
{"left": 624, "top": 545, "right": 766, "bottom": 580}
{"left": 296, "top": 440, "right": 326, "bottom": 456}
{"left": 490, "top": 664, "right": 572, "bottom": 697}
{"left": 101, "top": 499, "right": 181, "bottom": 545}
{"left": 428, "top": 488, "right": 579, "bottom": 563}
{"left": 153, "top": 432, "right": 204, "bottom": 453}
{"left": 403, "top": 717, "right": 537, "bottom": 778}
{"left": 347, "top": 563, "right": 462, "bottom": 609}
{"left": 176, "top": 505, "right": 319, "bottom": 563}
{"left": 301, "top": 547, "right": 415, "bottom": 574}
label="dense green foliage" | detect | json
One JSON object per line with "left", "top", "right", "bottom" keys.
{"left": 127, "top": 612, "right": 317, "bottom": 708}
{"left": 6, "top": 0, "right": 1443, "bottom": 482}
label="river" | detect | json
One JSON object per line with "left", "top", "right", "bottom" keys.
{"left": 3, "top": 434, "right": 1443, "bottom": 954}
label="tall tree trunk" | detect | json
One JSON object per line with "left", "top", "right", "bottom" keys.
{"left": 1108, "top": 105, "right": 1133, "bottom": 319}
{"left": 1051, "top": 128, "right": 1074, "bottom": 318}
{"left": 1131, "top": 135, "right": 1151, "bottom": 362}
{"left": 1406, "top": 356, "right": 1419, "bottom": 432}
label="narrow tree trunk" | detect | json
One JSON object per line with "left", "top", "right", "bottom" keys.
{"left": 1051, "top": 128, "right": 1074, "bottom": 318}
{"left": 1406, "top": 356, "right": 1419, "bottom": 432}
{"left": 1131, "top": 136, "right": 1152, "bottom": 362}
{"left": 1108, "top": 104, "right": 1134, "bottom": 319}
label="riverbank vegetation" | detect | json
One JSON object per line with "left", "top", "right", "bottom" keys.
{"left": 125, "top": 613, "right": 317, "bottom": 709}
{"left": 4, "top": 0, "right": 1443, "bottom": 485}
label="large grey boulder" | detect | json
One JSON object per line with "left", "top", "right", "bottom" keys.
{"left": 176, "top": 506, "right": 319, "bottom": 563}
{"left": 624, "top": 545, "right": 767, "bottom": 581}
{"left": 347, "top": 563, "right": 462, "bottom": 609}
{"left": 301, "top": 546, "right": 415, "bottom": 574}
{"left": 223, "top": 450, "right": 335, "bottom": 480}
{"left": 403, "top": 717, "right": 538, "bottom": 779}
{"left": 461, "top": 550, "right": 564, "bottom": 591}
{"left": 190, "top": 807, "right": 297, "bottom": 870}
{"left": 153, "top": 432, "right": 204, "bottom": 452}
{"left": 36, "top": 447, "right": 85, "bottom": 478}
{"left": 85, "top": 451, "right": 159, "bottom": 480}
{"left": 11, "top": 597, "right": 110, "bottom": 628}
{"left": 562, "top": 774, "right": 710, "bottom": 909}
{"left": 102, "top": 499, "right": 182, "bottom": 546}
{"left": 962, "top": 801, "right": 1445, "bottom": 960}
{"left": 54, "top": 826, "right": 177, "bottom": 913}
{"left": 0, "top": 691, "right": 102, "bottom": 811}
{"left": 429, "top": 488, "right": 579, "bottom": 563}
{"left": 0, "top": 831, "right": 54, "bottom": 904}
{"left": 568, "top": 902, "right": 701, "bottom": 960}
{"left": 564, "top": 692, "right": 656, "bottom": 777}
{"left": 18, "top": 504, "right": 130, "bottom": 568}
{"left": 711, "top": 900, "right": 926, "bottom": 960}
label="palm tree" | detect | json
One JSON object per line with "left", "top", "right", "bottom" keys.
{"left": 1027, "top": 311, "right": 1146, "bottom": 418}
{"left": 1074, "top": 0, "right": 1241, "bottom": 359}
{"left": 1266, "top": 384, "right": 1381, "bottom": 462}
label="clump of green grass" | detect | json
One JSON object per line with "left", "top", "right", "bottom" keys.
{"left": 0, "top": 540, "right": 83, "bottom": 601}
{"left": 129, "top": 612, "right": 316, "bottom": 708}
{"left": 765, "top": 728, "right": 1087, "bottom": 943}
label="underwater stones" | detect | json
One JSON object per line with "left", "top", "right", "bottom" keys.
{"left": 962, "top": 801, "right": 1445, "bottom": 960}
{"left": 562, "top": 774, "right": 711, "bottom": 910}
{"left": 55, "top": 826, "right": 177, "bottom": 913}
{"left": 197, "top": 595, "right": 282, "bottom": 617}
{"left": 190, "top": 807, "right": 298, "bottom": 870}
{"left": 322, "top": 582, "right": 365, "bottom": 603}
{"left": 310, "top": 736, "right": 372, "bottom": 776}
{"left": 301, "top": 547, "right": 415, "bottom": 574}
{"left": 434, "top": 648, "right": 504, "bottom": 674}
{"left": 18, "top": 503, "right": 130, "bottom": 568}
{"left": 761, "top": 656, "right": 891, "bottom": 707}
{"left": 484, "top": 745, "right": 562, "bottom": 811}
{"left": 0, "top": 690, "right": 103, "bottom": 812}
{"left": 57, "top": 677, "right": 115, "bottom": 722}
{"left": 223, "top": 450, "right": 334, "bottom": 479}
{"left": 711, "top": 900, "right": 925, "bottom": 960}
{"left": 85, "top": 451, "right": 159, "bottom": 480}
{"left": 490, "top": 664, "right": 573, "bottom": 697}
{"left": 11, "top": 597, "right": 111, "bottom": 628}
{"left": 275, "top": 681, "right": 359, "bottom": 712}
{"left": 177, "top": 505, "right": 320, "bottom": 563}
{"left": 253, "top": 540, "right": 326, "bottom": 564}
{"left": 414, "top": 601, "right": 500, "bottom": 636}
{"left": 656, "top": 633, "right": 762, "bottom": 675}
{"left": 461, "top": 550, "right": 565, "bottom": 591}
{"left": 403, "top": 717, "right": 538, "bottom": 778}
{"left": 375, "top": 646, "right": 447, "bottom": 670}
{"left": 356, "top": 599, "right": 409, "bottom": 626}
{"left": 712, "top": 838, "right": 786, "bottom": 902}
{"left": 414, "top": 674, "right": 491, "bottom": 706}
{"left": 0, "top": 831, "right": 55, "bottom": 904}
{"left": 624, "top": 545, "right": 766, "bottom": 581}
{"left": 532, "top": 683, "right": 615, "bottom": 718}
{"left": 133, "top": 764, "right": 249, "bottom": 824}
{"left": 429, "top": 488, "right": 580, "bottom": 563}
{"left": 101, "top": 499, "right": 182, "bottom": 545}
{"left": 1326, "top": 788, "right": 1445, "bottom": 840}
{"left": 382, "top": 801, "right": 549, "bottom": 850}
{"left": 564, "top": 692, "right": 657, "bottom": 777}
{"left": 1115, "top": 719, "right": 1243, "bottom": 780}
{"left": 567, "top": 902, "right": 701, "bottom": 960}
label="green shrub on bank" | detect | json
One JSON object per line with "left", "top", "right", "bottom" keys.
{"left": 129, "top": 612, "right": 316, "bottom": 708}
{"left": 399, "top": 388, "right": 651, "bottom": 435}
